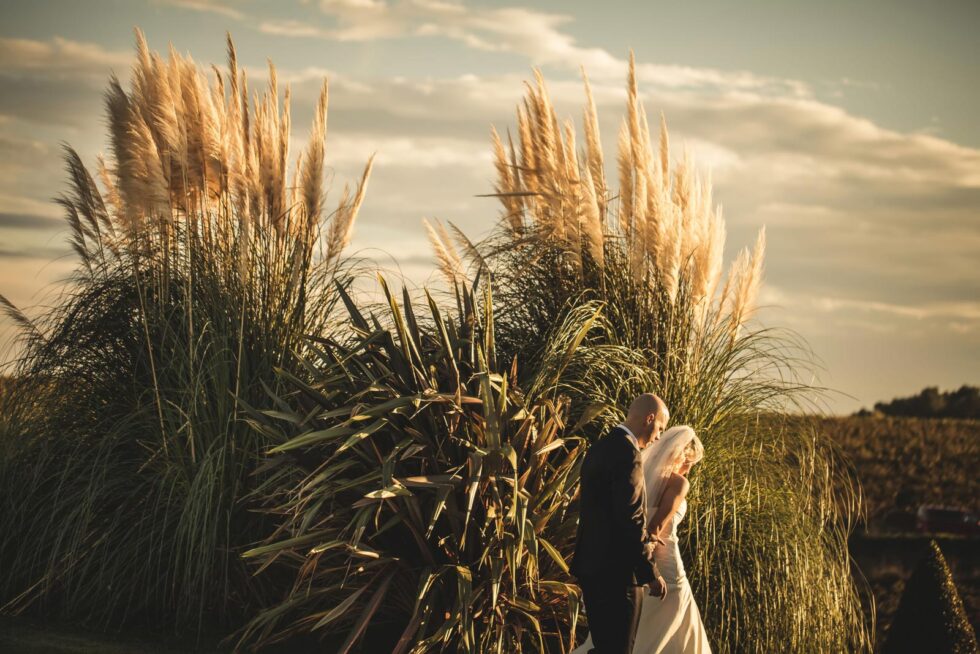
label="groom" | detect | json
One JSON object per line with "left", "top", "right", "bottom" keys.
{"left": 571, "top": 393, "right": 670, "bottom": 654}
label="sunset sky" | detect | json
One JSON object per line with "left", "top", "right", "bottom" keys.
{"left": 0, "top": 0, "right": 977, "bottom": 413}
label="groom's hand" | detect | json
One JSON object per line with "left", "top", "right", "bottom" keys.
{"left": 646, "top": 575, "right": 667, "bottom": 600}
{"left": 643, "top": 535, "right": 666, "bottom": 560}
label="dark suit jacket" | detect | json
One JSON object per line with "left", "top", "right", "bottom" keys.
{"left": 571, "top": 426, "right": 656, "bottom": 586}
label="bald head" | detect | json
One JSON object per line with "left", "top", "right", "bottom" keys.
{"left": 624, "top": 393, "right": 669, "bottom": 447}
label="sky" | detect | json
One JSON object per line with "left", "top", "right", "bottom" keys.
{"left": 0, "top": 0, "right": 977, "bottom": 414}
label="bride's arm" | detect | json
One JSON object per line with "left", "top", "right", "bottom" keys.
{"left": 647, "top": 474, "right": 689, "bottom": 540}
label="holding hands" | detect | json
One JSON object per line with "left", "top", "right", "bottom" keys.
{"left": 646, "top": 575, "right": 668, "bottom": 599}
{"left": 644, "top": 533, "right": 667, "bottom": 599}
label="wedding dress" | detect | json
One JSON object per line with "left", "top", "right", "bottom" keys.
{"left": 629, "top": 497, "right": 712, "bottom": 653}
{"left": 572, "top": 497, "right": 711, "bottom": 653}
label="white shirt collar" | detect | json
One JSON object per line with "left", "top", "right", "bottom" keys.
{"left": 617, "top": 423, "right": 641, "bottom": 451}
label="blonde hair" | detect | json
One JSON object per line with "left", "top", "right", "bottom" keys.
{"left": 680, "top": 435, "right": 705, "bottom": 470}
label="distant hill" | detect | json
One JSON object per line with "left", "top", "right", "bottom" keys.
{"left": 856, "top": 385, "right": 979, "bottom": 419}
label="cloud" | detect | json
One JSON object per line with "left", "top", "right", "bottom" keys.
{"left": 258, "top": 1, "right": 810, "bottom": 96}
{"left": 159, "top": 0, "right": 246, "bottom": 20}
{"left": 0, "top": 36, "right": 130, "bottom": 76}
{"left": 811, "top": 297, "right": 980, "bottom": 322}
{"left": 0, "top": 244, "right": 71, "bottom": 260}
{"left": 0, "top": 212, "right": 63, "bottom": 230}
{"left": 0, "top": 133, "right": 53, "bottom": 172}
{"left": 327, "top": 134, "right": 492, "bottom": 168}
{"left": 762, "top": 283, "right": 980, "bottom": 330}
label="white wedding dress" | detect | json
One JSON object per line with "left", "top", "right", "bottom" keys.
{"left": 572, "top": 497, "right": 712, "bottom": 653}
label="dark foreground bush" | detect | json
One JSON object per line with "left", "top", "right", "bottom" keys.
{"left": 235, "top": 279, "right": 610, "bottom": 652}
{"left": 883, "top": 540, "right": 977, "bottom": 654}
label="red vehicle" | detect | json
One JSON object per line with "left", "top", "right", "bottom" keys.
{"left": 915, "top": 505, "right": 980, "bottom": 536}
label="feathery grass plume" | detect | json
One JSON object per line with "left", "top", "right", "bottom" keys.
{"left": 447, "top": 221, "right": 489, "bottom": 275}
{"left": 726, "top": 226, "right": 766, "bottom": 340}
{"left": 448, "top": 55, "right": 872, "bottom": 653}
{"left": 616, "top": 119, "right": 634, "bottom": 237}
{"left": 0, "top": 28, "right": 372, "bottom": 635}
{"left": 517, "top": 101, "right": 537, "bottom": 203}
{"left": 423, "top": 217, "right": 465, "bottom": 286}
{"left": 581, "top": 67, "right": 606, "bottom": 218}
{"left": 580, "top": 163, "right": 604, "bottom": 267}
{"left": 301, "top": 79, "right": 328, "bottom": 228}
{"left": 490, "top": 125, "right": 524, "bottom": 232}
{"left": 326, "top": 154, "right": 375, "bottom": 266}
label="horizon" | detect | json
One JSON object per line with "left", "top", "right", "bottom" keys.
{"left": 0, "top": 0, "right": 977, "bottom": 414}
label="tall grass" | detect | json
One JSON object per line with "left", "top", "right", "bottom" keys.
{"left": 0, "top": 30, "right": 372, "bottom": 634}
{"left": 428, "top": 53, "right": 873, "bottom": 652}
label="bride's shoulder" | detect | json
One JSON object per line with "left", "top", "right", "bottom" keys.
{"left": 667, "top": 472, "right": 690, "bottom": 496}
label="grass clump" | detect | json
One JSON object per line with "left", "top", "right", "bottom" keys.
{"left": 0, "top": 29, "right": 371, "bottom": 634}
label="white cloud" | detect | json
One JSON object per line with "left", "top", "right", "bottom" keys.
{"left": 327, "top": 134, "right": 492, "bottom": 168}
{"left": 158, "top": 0, "right": 245, "bottom": 19}
{"left": 811, "top": 297, "right": 980, "bottom": 322}
{"left": 0, "top": 36, "right": 130, "bottom": 75}
{"left": 258, "top": 1, "right": 812, "bottom": 96}
{"left": 762, "top": 285, "right": 980, "bottom": 328}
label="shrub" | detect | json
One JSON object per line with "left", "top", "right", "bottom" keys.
{"left": 883, "top": 540, "right": 977, "bottom": 654}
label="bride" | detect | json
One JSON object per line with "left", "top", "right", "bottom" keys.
{"left": 573, "top": 426, "right": 712, "bottom": 654}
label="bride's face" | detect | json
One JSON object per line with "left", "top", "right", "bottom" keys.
{"left": 677, "top": 460, "right": 693, "bottom": 476}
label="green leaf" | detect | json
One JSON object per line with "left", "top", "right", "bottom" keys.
{"left": 312, "top": 585, "right": 370, "bottom": 630}
{"left": 266, "top": 424, "right": 357, "bottom": 453}
{"left": 337, "top": 418, "right": 389, "bottom": 453}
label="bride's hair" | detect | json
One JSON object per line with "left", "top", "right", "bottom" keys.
{"left": 679, "top": 436, "right": 705, "bottom": 471}
{"left": 642, "top": 426, "right": 704, "bottom": 513}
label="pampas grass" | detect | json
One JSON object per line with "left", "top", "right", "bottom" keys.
{"left": 442, "top": 53, "right": 872, "bottom": 653}
{"left": 0, "top": 29, "right": 371, "bottom": 634}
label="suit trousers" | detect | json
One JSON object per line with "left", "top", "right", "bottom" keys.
{"left": 579, "top": 576, "right": 644, "bottom": 654}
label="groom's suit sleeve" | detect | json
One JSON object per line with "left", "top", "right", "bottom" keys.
{"left": 610, "top": 441, "right": 656, "bottom": 585}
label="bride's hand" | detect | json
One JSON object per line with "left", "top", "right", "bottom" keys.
{"left": 648, "top": 533, "right": 666, "bottom": 548}
{"left": 646, "top": 575, "right": 667, "bottom": 599}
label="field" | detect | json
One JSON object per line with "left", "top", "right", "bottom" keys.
{"left": 819, "top": 416, "right": 978, "bottom": 530}
{"left": 820, "top": 416, "right": 979, "bottom": 647}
